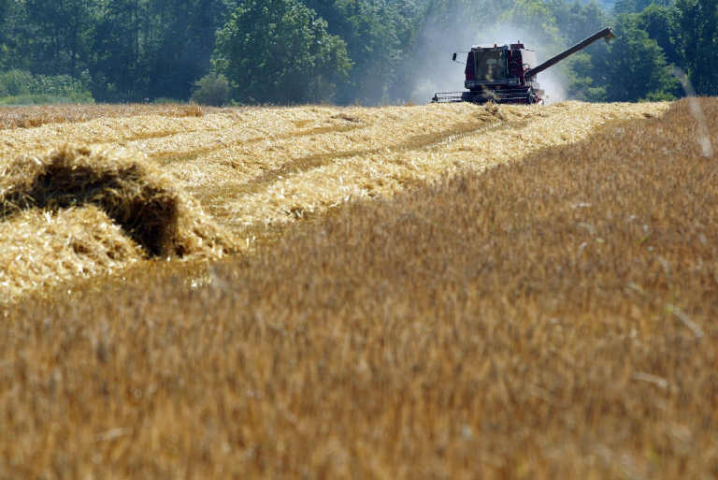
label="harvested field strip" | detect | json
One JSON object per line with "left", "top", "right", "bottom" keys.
{"left": 0, "top": 102, "right": 522, "bottom": 169}
{"left": 190, "top": 120, "right": 509, "bottom": 205}
{"left": 205, "top": 102, "right": 668, "bottom": 232}
{"left": 153, "top": 124, "right": 365, "bottom": 165}
{"left": 0, "top": 101, "right": 669, "bottom": 302}
{"left": 123, "top": 128, "right": 200, "bottom": 142}
{"left": 0, "top": 103, "right": 209, "bottom": 130}
{"left": 0, "top": 146, "right": 236, "bottom": 302}
{"left": 134, "top": 105, "right": 506, "bottom": 168}
{"left": 0, "top": 107, "right": 369, "bottom": 160}
{"left": 163, "top": 102, "right": 668, "bottom": 233}
{"left": 2, "top": 99, "right": 716, "bottom": 480}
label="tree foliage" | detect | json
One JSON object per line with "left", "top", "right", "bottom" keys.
{"left": 675, "top": 0, "right": 718, "bottom": 95}
{"left": 0, "top": 69, "right": 93, "bottom": 104}
{"left": 606, "top": 16, "right": 678, "bottom": 100}
{"left": 0, "top": 0, "right": 714, "bottom": 104}
{"left": 213, "top": 0, "right": 351, "bottom": 104}
{"left": 573, "top": 15, "right": 678, "bottom": 101}
{"left": 190, "top": 72, "right": 231, "bottom": 106}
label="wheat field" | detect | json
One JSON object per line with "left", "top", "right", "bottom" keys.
{"left": 1, "top": 101, "right": 666, "bottom": 302}
{"left": 2, "top": 99, "right": 717, "bottom": 480}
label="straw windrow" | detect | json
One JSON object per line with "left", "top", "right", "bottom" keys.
{"left": 0, "top": 145, "right": 237, "bottom": 300}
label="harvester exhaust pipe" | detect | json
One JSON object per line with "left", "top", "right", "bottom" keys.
{"left": 525, "top": 27, "right": 615, "bottom": 79}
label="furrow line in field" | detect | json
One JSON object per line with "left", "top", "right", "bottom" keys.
{"left": 152, "top": 124, "right": 366, "bottom": 165}
{"left": 208, "top": 102, "right": 670, "bottom": 237}
{"left": 190, "top": 120, "right": 511, "bottom": 207}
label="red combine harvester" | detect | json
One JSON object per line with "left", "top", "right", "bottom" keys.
{"left": 432, "top": 27, "right": 615, "bottom": 104}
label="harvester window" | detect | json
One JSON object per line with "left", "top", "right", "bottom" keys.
{"left": 476, "top": 50, "right": 506, "bottom": 83}
{"left": 521, "top": 49, "right": 537, "bottom": 70}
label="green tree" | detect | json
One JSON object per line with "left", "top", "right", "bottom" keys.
{"left": 0, "top": 0, "right": 19, "bottom": 71}
{"left": 213, "top": 0, "right": 352, "bottom": 104}
{"left": 676, "top": 0, "right": 718, "bottom": 95}
{"left": 0, "top": 70, "right": 35, "bottom": 96}
{"left": 294, "top": 0, "right": 413, "bottom": 104}
{"left": 636, "top": 4, "right": 681, "bottom": 67}
{"left": 91, "top": 0, "right": 161, "bottom": 101}
{"left": 190, "top": 72, "right": 231, "bottom": 105}
{"left": 614, "top": 0, "right": 672, "bottom": 14}
{"left": 146, "top": 0, "right": 231, "bottom": 100}
{"left": 549, "top": 0, "right": 609, "bottom": 45}
{"left": 24, "top": 0, "right": 95, "bottom": 77}
{"left": 342, "top": 0, "right": 403, "bottom": 103}
{"left": 0, "top": 1, "right": 54, "bottom": 72}
{"left": 0, "top": 0, "right": 9, "bottom": 44}
{"left": 505, "top": 0, "right": 562, "bottom": 47}
{"left": 584, "top": 15, "right": 678, "bottom": 101}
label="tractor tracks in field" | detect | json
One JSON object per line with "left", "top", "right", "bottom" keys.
{"left": 151, "top": 123, "right": 366, "bottom": 165}
{"left": 198, "top": 120, "right": 528, "bottom": 199}
{"left": 191, "top": 116, "right": 530, "bottom": 208}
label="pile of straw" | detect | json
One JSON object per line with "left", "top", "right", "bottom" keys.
{"left": 0, "top": 146, "right": 237, "bottom": 301}
{"left": 0, "top": 206, "right": 143, "bottom": 302}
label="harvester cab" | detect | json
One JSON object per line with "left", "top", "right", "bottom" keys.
{"left": 432, "top": 27, "right": 615, "bottom": 104}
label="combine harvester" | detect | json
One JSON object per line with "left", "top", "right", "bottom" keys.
{"left": 432, "top": 27, "right": 615, "bottom": 104}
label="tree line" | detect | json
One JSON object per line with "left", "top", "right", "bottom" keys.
{"left": 0, "top": 0, "right": 715, "bottom": 105}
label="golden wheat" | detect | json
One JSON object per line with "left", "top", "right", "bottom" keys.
{"left": 0, "top": 101, "right": 669, "bottom": 303}
{"left": 1, "top": 98, "right": 716, "bottom": 480}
